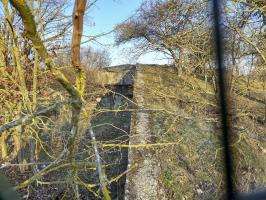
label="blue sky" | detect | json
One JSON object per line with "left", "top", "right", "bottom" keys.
{"left": 82, "top": 0, "right": 168, "bottom": 66}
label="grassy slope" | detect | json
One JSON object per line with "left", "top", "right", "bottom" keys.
{"left": 138, "top": 66, "right": 265, "bottom": 199}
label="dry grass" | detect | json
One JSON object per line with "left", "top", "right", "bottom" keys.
{"left": 136, "top": 66, "right": 266, "bottom": 199}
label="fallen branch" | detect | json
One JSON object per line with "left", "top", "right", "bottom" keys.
{"left": 101, "top": 139, "right": 183, "bottom": 148}
{"left": 89, "top": 128, "right": 111, "bottom": 200}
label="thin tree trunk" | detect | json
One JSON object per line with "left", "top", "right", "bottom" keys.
{"left": 13, "top": 126, "right": 28, "bottom": 173}
{"left": 29, "top": 50, "right": 39, "bottom": 175}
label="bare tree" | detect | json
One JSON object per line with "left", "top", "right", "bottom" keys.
{"left": 81, "top": 46, "right": 111, "bottom": 68}
{"left": 115, "top": 0, "right": 210, "bottom": 75}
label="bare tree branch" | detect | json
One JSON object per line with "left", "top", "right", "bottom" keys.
{"left": 0, "top": 102, "right": 68, "bottom": 135}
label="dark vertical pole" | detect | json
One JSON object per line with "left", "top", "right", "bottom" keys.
{"left": 212, "top": 0, "right": 235, "bottom": 199}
